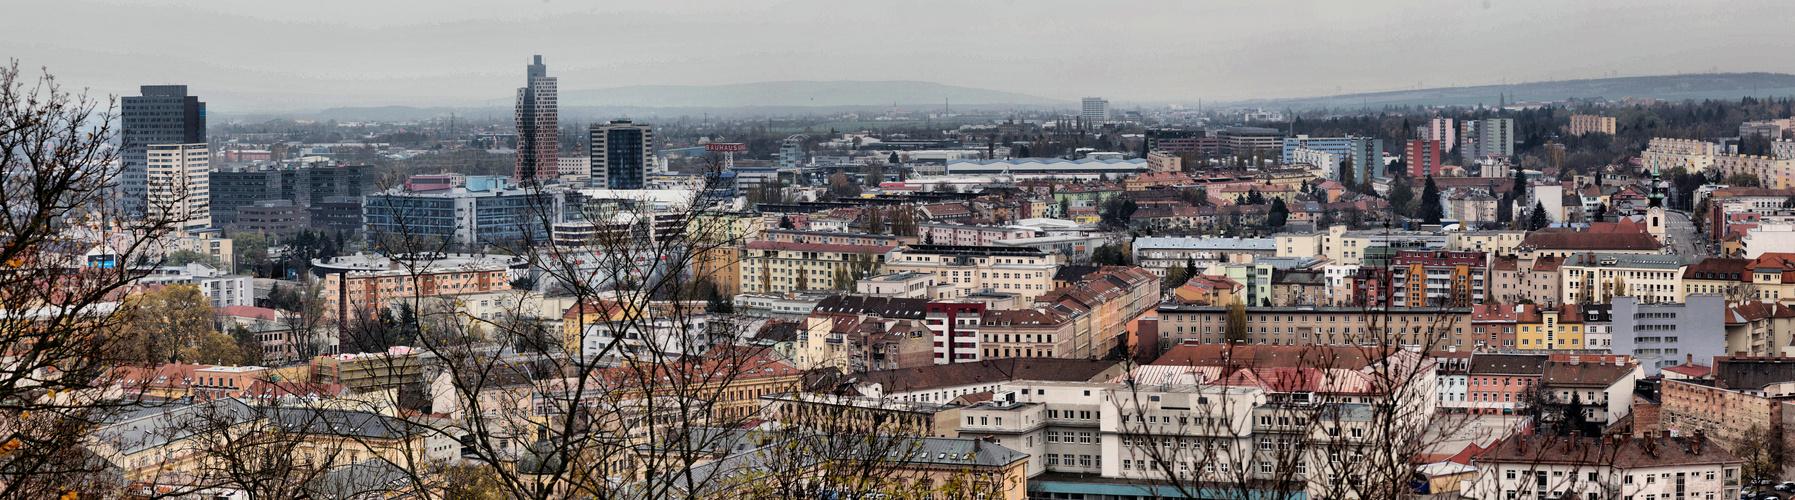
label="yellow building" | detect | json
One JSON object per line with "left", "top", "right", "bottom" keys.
{"left": 1515, "top": 306, "right": 1587, "bottom": 350}
{"left": 559, "top": 299, "right": 640, "bottom": 354}
{"left": 739, "top": 241, "right": 893, "bottom": 294}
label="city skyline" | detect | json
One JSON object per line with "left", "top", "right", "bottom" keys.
{"left": 8, "top": 0, "right": 1795, "bottom": 111}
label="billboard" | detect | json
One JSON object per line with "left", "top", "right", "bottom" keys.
{"left": 705, "top": 143, "right": 748, "bottom": 152}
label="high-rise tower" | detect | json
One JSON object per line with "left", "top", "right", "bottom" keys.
{"left": 121, "top": 85, "right": 206, "bottom": 216}
{"left": 514, "top": 55, "right": 559, "bottom": 181}
{"left": 589, "top": 120, "right": 654, "bottom": 190}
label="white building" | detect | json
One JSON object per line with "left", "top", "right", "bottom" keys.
{"left": 147, "top": 143, "right": 211, "bottom": 230}
{"left": 139, "top": 263, "right": 252, "bottom": 308}
{"left": 1289, "top": 147, "right": 1340, "bottom": 179}
{"left": 1469, "top": 434, "right": 1742, "bottom": 500}
{"left": 578, "top": 314, "right": 717, "bottom": 360}
{"left": 1740, "top": 224, "right": 1795, "bottom": 259}
{"left": 1081, "top": 97, "right": 1110, "bottom": 123}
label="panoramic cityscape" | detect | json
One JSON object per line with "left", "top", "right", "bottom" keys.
{"left": 7, "top": 1, "right": 1795, "bottom": 499}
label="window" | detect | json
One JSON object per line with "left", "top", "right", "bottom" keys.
{"left": 1079, "top": 455, "right": 1092, "bottom": 467}
{"left": 1046, "top": 431, "right": 1059, "bottom": 443}
{"left": 1047, "top": 454, "right": 1059, "bottom": 465}
{"left": 1079, "top": 432, "right": 1093, "bottom": 444}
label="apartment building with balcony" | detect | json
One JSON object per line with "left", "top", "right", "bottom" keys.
{"left": 1390, "top": 250, "right": 1488, "bottom": 308}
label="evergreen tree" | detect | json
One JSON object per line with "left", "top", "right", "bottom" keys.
{"left": 1269, "top": 198, "right": 1289, "bottom": 227}
{"left": 1529, "top": 201, "right": 1551, "bottom": 230}
{"left": 1388, "top": 181, "right": 1415, "bottom": 217}
{"left": 1421, "top": 175, "right": 1443, "bottom": 224}
{"left": 779, "top": 215, "right": 795, "bottom": 230}
{"left": 1512, "top": 169, "right": 1528, "bottom": 201}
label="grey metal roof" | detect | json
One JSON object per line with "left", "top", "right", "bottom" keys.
{"left": 1134, "top": 237, "right": 1276, "bottom": 251}
{"left": 1561, "top": 252, "right": 1686, "bottom": 268}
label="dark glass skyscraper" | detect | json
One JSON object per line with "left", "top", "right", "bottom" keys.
{"left": 514, "top": 55, "right": 559, "bottom": 181}
{"left": 121, "top": 85, "right": 206, "bottom": 213}
{"left": 589, "top": 120, "right": 653, "bottom": 190}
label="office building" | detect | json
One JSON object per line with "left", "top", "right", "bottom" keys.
{"left": 1218, "top": 127, "right": 1283, "bottom": 156}
{"left": 309, "top": 196, "right": 364, "bottom": 233}
{"left": 1567, "top": 114, "right": 1617, "bottom": 136}
{"left": 146, "top": 143, "right": 211, "bottom": 230}
{"left": 208, "top": 164, "right": 371, "bottom": 225}
{"left": 227, "top": 200, "right": 310, "bottom": 235}
{"left": 1144, "top": 128, "right": 1217, "bottom": 155}
{"left": 1080, "top": 97, "right": 1109, "bottom": 123}
{"left": 121, "top": 85, "right": 206, "bottom": 217}
{"left": 363, "top": 178, "right": 583, "bottom": 246}
{"left": 588, "top": 120, "right": 653, "bottom": 190}
{"left": 1405, "top": 139, "right": 1443, "bottom": 177}
{"left": 514, "top": 55, "right": 558, "bottom": 181}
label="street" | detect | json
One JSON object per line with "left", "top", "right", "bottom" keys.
{"left": 1663, "top": 210, "right": 1710, "bottom": 261}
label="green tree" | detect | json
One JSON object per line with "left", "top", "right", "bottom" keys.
{"left": 230, "top": 231, "right": 269, "bottom": 276}
{"left": 1268, "top": 198, "right": 1289, "bottom": 227}
{"left": 1512, "top": 169, "right": 1528, "bottom": 200}
{"left": 119, "top": 284, "right": 217, "bottom": 363}
{"left": 1388, "top": 181, "right": 1415, "bottom": 218}
{"left": 1164, "top": 263, "right": 1189, "bottom": 291}
{"left": 1737, "top": 424, "right": 1786, "bottom": 485}
{"left": 1529, "top": 201, "right": 1551, "bottom": 230}
{"left": 1725, "top": 172, "right": 1763, "bottom": 187}
{"left": 1421, "top": 175, "right": 1443, "bottom": 224}
{"left": 165, "top": 249, "right": 221, "bottom": 268}
{"left": 1224, "top": 296, "right": 1248, "bottom": 342}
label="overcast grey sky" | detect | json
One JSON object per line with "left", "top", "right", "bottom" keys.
{"left": 5, "top": 0, "right": 1790, "bottom": 110}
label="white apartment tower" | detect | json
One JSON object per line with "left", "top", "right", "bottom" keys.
{"left": 146, "top": 143, "right": 211, "bottom": 230}
{"left": 1081, "top": 97, "right": 1110, "bottom": 123}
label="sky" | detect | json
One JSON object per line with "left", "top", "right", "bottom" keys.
{"left": 4, "top": 0, "right": 1791, "bottom": 111}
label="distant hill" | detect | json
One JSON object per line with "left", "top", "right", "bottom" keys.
{"left": 551, "top": 81, "right": 1065, "bottom": 108}
{"left": 1231, "top": 73, "right": 1795, "bottom": 111}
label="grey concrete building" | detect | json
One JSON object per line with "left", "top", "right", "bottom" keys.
{"left": 1610, "top": 294, "right": 1726, "bottom": 375}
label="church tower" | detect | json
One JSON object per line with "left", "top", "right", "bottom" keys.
{"left": 1646, "top": 167, "right": 1667, "bottom": 243}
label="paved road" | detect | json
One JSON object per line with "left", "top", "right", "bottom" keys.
{"left": 1662, "top": 210, "right": 1711, "bottom": 262}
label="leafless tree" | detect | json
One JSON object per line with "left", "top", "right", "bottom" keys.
{"left": 0, "top": 60, "right": 186, "bottom": 498}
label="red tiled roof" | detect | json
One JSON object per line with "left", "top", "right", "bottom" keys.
{"left": 217, "top": 305, "right": 280, "bottom": 321}
{"left": 1519, "top": 231, "right": 1660, "bottom": 251}
{"left": 1662, "top": 364, "right": 1712, "bottom": 378}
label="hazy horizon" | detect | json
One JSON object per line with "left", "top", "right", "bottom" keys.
{"left": 8, "top": 0, "right": 1794, "bottom": 111}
